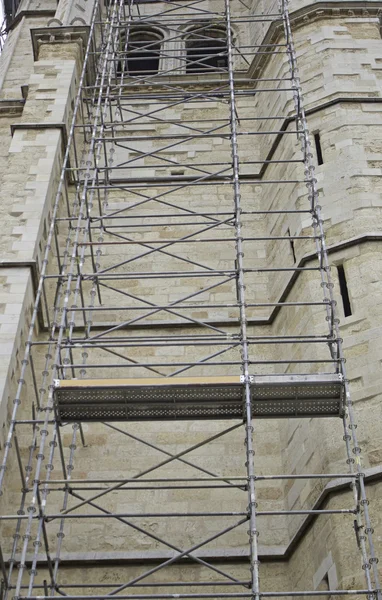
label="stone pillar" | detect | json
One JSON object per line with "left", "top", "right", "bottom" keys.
{"left": 0, "top": 30, "right": 87, "bottom": 445}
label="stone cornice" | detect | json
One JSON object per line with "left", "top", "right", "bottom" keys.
{"left": 0, "top": 98, "right": 25, "bottom": 116}
{"left": 250, "top": 0, "right": 382, "bottom": 79}
{"left": 30, "top": 25, "right": 90, "bottom": 62}
{"left": 29, "top": 25, "right": 97, "bottom": 91}
{"left": 290, "top": 0, "right": 382, "bottom": 26}
{"left": 6, "top": 9, "right": 55, "bottom": 32}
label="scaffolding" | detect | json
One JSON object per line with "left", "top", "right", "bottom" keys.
{"left": 0, "top": 0, "right": 380, "bottom": 599}
{"left": 0, "top": 0, "right": 22, "bottom": 51}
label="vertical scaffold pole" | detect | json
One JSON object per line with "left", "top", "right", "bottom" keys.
{"left": 224, "top": 1, "right": 260, "bottom": 599}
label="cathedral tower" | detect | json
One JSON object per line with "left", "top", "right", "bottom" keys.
{"left": 0, "top": 0, "right": 381, "bottom": 599}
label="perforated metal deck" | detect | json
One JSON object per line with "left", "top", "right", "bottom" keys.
{"left": 53, "top": 374, "right": 345, "bottom": 422}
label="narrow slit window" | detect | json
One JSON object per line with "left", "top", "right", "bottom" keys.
{"left": 287, "top": 227, "right": 296, "bottom": 263}
{"left": 314, "top": 132, "right": 324, "bottom": 165}
{"left": 337, "top": 264, "right": 352, "bottom": 317}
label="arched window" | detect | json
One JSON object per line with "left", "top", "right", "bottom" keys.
{"left": 117, "top": 28, "right": 163, "bottom": 77}
{"left": 185, "top": 24, "right": 228, "bottom": 73}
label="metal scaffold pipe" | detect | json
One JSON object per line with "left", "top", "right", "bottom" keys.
{"left": 224, "top": 1, "right": 260, "bottom": 600}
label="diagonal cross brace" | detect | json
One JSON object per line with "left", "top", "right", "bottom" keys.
{"left": 48, "top": 423, "right": 242, "bottom": 520}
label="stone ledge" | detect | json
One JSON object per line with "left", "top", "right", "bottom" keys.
{"left": 0, "top": 260, "right": 40, "bottom": 329}
{"left": 131, "top": 97, "right": 382, "bottom": 184}
{"left": 10, "top": 121, "right": 68, "bottom": 153}
{"left": 0, "top": 259, "right": 38, "bottom": 294}
{"left": 264, "top": 96, "right": 382, "bottom": 181}
{"left": 65, "top": 234, "right": 382, "bottom": 331}
{"left": 7, "top": 466, "right": 381, "bottom": 565}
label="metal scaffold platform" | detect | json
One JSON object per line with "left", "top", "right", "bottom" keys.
{"left": 53, "top": 374, "right": 345, "bottom": 421}
{"left": 0, "top": 0, "right": 380, "bottom": 600}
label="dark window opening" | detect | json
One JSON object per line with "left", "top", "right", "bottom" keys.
{"left": 337, "top": 264, "right": 352, "bottom": 317}
{"left": 117, "top": 29, "right": 162, "bottom": 77}
{"left": 186, "top": 25, "right": 228, "bottom": 73}
{"left": 314, "top": 132, "right": 324, "bottom": 165}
